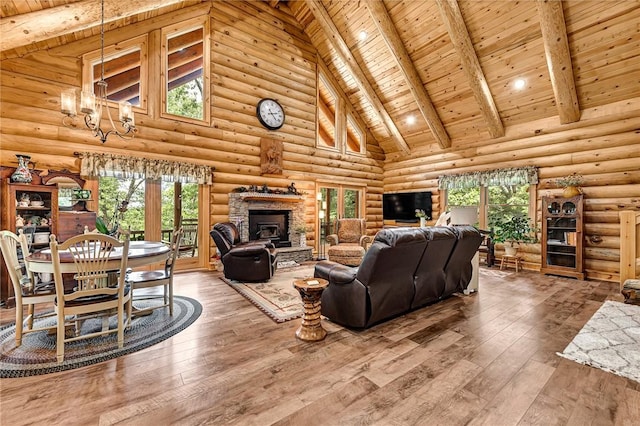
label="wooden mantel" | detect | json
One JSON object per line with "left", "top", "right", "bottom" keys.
{"left": 237, "top": 192, "right": 305, "bottom": 203}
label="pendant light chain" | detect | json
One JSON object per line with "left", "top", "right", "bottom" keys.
{"left": 60, "top": 0, "right": 136, "bottom": 143}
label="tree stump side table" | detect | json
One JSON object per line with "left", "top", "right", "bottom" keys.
{"left": 293, "top": 278, "right": 329, "bottom": 341}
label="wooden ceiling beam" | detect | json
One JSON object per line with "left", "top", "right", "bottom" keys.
{"left": 306, "top": 0, "right": 410, "bottom": 154}
{"left": 536, "top": 0, "right": 580, "bottom": 124}
{"left": 0, "top": 0, "right": 186, "bottom": 52}
{"left": 365, "top": 0, "right": 451, "bottom": 149}
{"left": 435, "top": 0, "right": 504, "bottom": 138}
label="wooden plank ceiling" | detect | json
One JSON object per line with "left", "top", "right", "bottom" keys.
{"left": 1, "top": 0, "right": 639, "bottom": 157}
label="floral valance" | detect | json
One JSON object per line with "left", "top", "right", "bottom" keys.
{"left": 79, "top": 152, "right": 214, "bottom": 185}
{"left": 438, "top": 166, "right": 538, "bottom": 190}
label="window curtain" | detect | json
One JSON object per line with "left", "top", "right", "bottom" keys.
{"left": 79, "top": 152, "right": 214, "bottom": 184}
{"left": 438, "top": 166, "right": 538, "bottom": 190}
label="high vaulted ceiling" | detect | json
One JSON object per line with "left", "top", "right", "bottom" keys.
{"left": 2, "top": 0, "right": 639, "bottom": 158}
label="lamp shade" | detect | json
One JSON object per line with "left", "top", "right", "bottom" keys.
{"left": 61, "top": 89, "right": 77, "bottom": 116}
{"left": 450, "top": 206, "right": 478, "bottom": 225}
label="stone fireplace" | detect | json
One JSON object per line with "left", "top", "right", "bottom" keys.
{"left": 228, "top": 192, "right": 306, "bottom": 247}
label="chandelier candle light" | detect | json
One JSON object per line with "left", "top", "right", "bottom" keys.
{"left": 60, "top": 0, "right": 135, "bottom": 143}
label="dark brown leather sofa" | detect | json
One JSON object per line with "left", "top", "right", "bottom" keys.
{"left": 210, "top": 222, "right": 278, "bottom": 282}
{"left": 314, "top": 225, "right": 482, "bottom": 328}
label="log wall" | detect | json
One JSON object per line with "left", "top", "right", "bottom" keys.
{"left": 0, "top": 1, "right": 385, "bottom": 266}
{"left": 1, "top": 1, "right": 639, "bottom": 282}
{"left": 384, "top": 98, "right": 640, "bottom": 282}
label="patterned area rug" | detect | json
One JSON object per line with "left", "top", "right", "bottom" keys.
{"left": 0, "top": 296, "right": 202, "bottom": 378}
{"left": 557, "top": 300, "right": 640, "bottom": 383}
{"left": 220, "top": 265, "right": 315, "bottom": 323}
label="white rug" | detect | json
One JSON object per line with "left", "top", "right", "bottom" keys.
{"left": 557, "top": 300, "right": 640, "bottom": 383}
{"left": 220, "top": 265, "right": 315, "bottom": 323}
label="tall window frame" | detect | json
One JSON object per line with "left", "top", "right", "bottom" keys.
{"left": 82, "top": 34, "right": 148, "bottom": 114}
{"left": 317, "top": 72, "right": 339, "bottom": 152}
{"left": 346, "top": 114, "right": 365, "bottom": 155}
{"left": 161, "top": 16, "right": 210, "bottom": 125}
{"left": 316, "top": 68, "right": 367, "bottom": 156}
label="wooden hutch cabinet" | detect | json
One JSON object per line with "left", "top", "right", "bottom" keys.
{"left": 1, "top": 168, "right": 95, "bottom": 307}
{"left": 1, "top": 181, "right": 59, "bottom": 305}
{"left": 541, "top": 195, "right": 585, "bottom": 279}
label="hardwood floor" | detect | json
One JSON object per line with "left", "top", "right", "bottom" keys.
{"left": 1, "top": 266, "right": 639, "bottom": 425}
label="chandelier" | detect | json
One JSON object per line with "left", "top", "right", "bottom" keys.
{"left": 60, "top": 0, "right": 135, "bottom": 143}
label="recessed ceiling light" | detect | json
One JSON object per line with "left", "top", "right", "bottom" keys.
{"left": 358, "top": 30, "right": 368, "bottom": 41}
{"left": 406, "top": 115, "right": 416, "bottom": 125}
{"left": 514, "top": 78, "right": 526, "bottom": 90}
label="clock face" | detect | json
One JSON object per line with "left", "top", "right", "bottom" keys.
{"left": 256, "top": 98, "right": 285, "bottom": 130}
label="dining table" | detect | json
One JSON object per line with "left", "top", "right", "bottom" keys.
{"left": 26, "top": 240, "right": 171, "bottom": 274}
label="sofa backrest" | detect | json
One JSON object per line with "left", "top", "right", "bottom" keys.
{"left": 412, "top": 226, "right": 459, "bottom": 308}
{"left": 356, "top": 227, "right": 427, "bottom": 326}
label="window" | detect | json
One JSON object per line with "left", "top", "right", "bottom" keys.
{"left": 447, "top": 187, "right": 480, "bottom": 226}
{"left": 82, "top": 35, "right": 148, "bottom": 112}
{"left": 346, "top": 115, "right": 365, "bottom": 155}
{"left": 98, "top": 177, "right": 201, "bottom": 265}
{"left": 442, "top": 167, "right": 538, "bottom": 230}
{"left": 317, "top": 74, "right": 338, "bottom": 151}
{"left": 162, "top": 17, "right": 209, "bottom": 123}
{"left": 317, "top": 183, "right": 365, "bottom": 256}
{"left": 317, "top": 70, "right": 367, "bottom": 155}
{"left": 446, "top": 185, "right": 532, "bottom": 229}
{"left": 487, "top": 184, "right": 530, "bottom": 229}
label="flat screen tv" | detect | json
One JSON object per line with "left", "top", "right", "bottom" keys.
{"left": 383, "top": 191, "right": 433, "bottom": 222}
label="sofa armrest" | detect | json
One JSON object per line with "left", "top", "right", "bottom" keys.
{"left": 226, "top": 244, "right": 269, "bottom": 257}
{"left": 314, "top": 260, "right": 357, "bottom": 285}
{"left": 326, "top": 234, "right": 338, "bottom": 246}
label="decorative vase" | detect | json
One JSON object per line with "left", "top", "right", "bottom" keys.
{"left": 419, "top": 217, "right": 426, "bottom": 228}
{"left": 563, "top": 186, "right": 581, "bottom": 198}
{"left": 300, "top": 233, "right": 307, "bottom": 247}
{"left": 10, "top": 154, "right": 33, "bottom": 183}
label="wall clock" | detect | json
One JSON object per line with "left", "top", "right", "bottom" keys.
{"left": 256, "top": 98, "right": 285, "bottom": 130}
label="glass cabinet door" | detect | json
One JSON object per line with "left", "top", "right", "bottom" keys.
{"left": 541, "top": 195, "right": 584, "bottom": 279}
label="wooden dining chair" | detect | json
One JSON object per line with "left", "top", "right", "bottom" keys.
{"left": 50, "top": 233, "right": 132, "bottom": 364}
{"left": 126, "top": 227, "right": 183, "bottom": 316}
{"left": 0, "top": 230, "right": 56, "bottom": 346}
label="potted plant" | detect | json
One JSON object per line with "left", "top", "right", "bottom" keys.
{"left": 415, "top": 209, "right": 428, "bottom": 227}
{"left": 493, "top": 215, "right": 537, "bottom": 256}
{"left": 555, "top": 173, "right": 584, "bottom": 198}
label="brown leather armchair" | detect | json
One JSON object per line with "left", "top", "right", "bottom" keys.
{"left": 210, "top": 222, "right": 278, "bottom": 282}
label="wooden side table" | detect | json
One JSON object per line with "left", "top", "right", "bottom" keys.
{"left": 293, "top": 278, "right": 329, "bottom": 341}
{"left": 500, "top": 254, "right": 522, "bottom": 272}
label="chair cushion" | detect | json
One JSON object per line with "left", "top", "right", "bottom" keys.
{"left": 56, "top": 285, "right": 131, "bottom": 307}
{"left": 328, "top": 244, "right": 366, "bottom": 266}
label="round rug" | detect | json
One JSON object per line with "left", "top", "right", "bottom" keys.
{"left": 0, "top": 295, "right": 202, "bottom": 378}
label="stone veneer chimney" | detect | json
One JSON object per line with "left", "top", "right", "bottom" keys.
{"left": 228, "top": 192, "right": 306, "bottom": 245}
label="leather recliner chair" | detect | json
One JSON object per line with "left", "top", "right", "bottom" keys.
{"left": 210, "top": 222, "right": 278, "bottom": 282}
